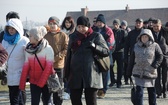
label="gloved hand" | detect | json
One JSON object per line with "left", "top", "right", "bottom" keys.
{"left": 87, "top": 41, "right": 96, "bottom": 49}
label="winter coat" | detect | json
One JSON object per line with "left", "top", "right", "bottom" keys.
{"left": 112, "top": 28, "right": 127, "bottom": 53}
{"left": 152, "top": 27, "right": 168, "bottom": 66}
{"left": 93, "top": 25, "right": 115, "bottom": 50}
{"left": 124, "top": 27, "right": 143, "bottom": 62}
{"left": 44, "top": 31, "right": 69, "bottom": 69}
{"left": 64, "top": 31, "right": 109, "bottom": 89}
{"left": 19, "top": 43, "right": 54, "bottom": 90}
{"left": 127, "top": 29, "right": 163, "bottom": 87}
{"left": 2, "top": 19, "right": 29, "bottom": 86}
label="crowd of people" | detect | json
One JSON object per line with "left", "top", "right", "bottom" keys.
{"left": 0, "top": 11, "right": 168, "bottom": 105}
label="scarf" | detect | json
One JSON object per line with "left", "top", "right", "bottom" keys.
{"left": 25, "top": 39, "right": 48, "bottom": 54}
{"left": 49, "top": 27, "right": 61, "bottom": 34}
{"left": 3, "top": 32, "right": 21, "bottom": 45}
{"left": 72, "top": 27, "right": 93, "bottom": 50}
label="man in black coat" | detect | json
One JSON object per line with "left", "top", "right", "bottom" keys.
{"left": 124, "top": 18, "right": 144, "bottom": 78}
{"left": 110, "top": 19, "right": 127, "bottom": 88}
{"left": 152, "top": 19, "right": 168, "bottom": 98}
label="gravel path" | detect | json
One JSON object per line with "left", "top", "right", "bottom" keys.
{"left": 0, "top": 84, "right": 168, "bottom": 105}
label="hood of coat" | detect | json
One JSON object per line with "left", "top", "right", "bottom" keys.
{"left": 137, "top": 29, "right": 154, "bottom": 42}
{"left": 5, "top": 18, "right": 24, "bottom": 36}
{"left": 136, "top": 29, "right": 154, "bottom": 47}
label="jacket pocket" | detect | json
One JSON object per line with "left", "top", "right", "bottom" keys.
{"left": 143, "top": 66, "right": 157, "bottom": 79}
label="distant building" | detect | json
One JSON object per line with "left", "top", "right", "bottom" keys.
{"left": 66, "top": 5, "right": 168, "bottom": 29}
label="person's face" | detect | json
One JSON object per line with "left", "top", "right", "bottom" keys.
{"left": 48, "top": 22, "right": 58, "bottom": 32}
{"left": 76, "top": 25, "right": 89, "bottom": 34}
{"left": 135, "top": 21, "right": 143, "bottom": 29}
{"left": 153, "top": 23, "right": 162, "bottom": 33}
{"left": 121, "top": 25, "right": 126, "bottom": 30}
{"left": 148, "top": 21, "right": 153, "bottom": 28}
{"left": 8, "top": 26, "right": 17, "bottom": 35}
{"left": 141, "top": 35, "right": 149, "bottom": 43}
{"left": 113, "top": 23, "right": 120, "bottom": 29}
{"left": 29, "top": 34, "right": 38, "bottom": 45}
{"left": 65, "top": 20, "right": 71, "bottom": 29}
{"left": 96, "top": 21, "right": 105, "bottom": 28}
{"left": 143, "top": 24, "right": 148, "bottom": 28}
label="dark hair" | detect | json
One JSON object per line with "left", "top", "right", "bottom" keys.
{"left": 6, "top": 11, "right": 20, "bottom": 21}
{"left": 152, "top": 19, "right": 162, "bottom": 24}
{"left": 61, "top": 16, "right": 75, "bottom": 31}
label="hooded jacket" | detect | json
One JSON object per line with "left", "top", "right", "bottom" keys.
{"left": 2, "top": 19, "right": 29, "bottom": 86}
{"left": 127, "top": 29, "right": 163, "bottom": 79}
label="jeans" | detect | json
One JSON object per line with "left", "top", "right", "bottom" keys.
{"left": 136, "top": 86, "right": 156, "bottom": 105}
{"left": 30, "top": 84, "right": 51, "bottom": 105}
{"left": 8, "top": 86, "right": 24, "bottom": 105}
{"left": 101, "top": 70, "right": 110, "bottom": 93}
{"left": 70, "top": 88, "right": 97, "bottom": 105}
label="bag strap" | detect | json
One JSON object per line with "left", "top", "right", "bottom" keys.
{"left": 35, "top": 53, "right": 44, "bottom": 70}
{"left": 6, "top": 44, "right": 17, "bottom": 71}
{"left": 7, "top": 44, "right": 17, "bottom": 62}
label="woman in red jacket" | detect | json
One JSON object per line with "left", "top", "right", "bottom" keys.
{"left": 19, "top": 26, "right": 54, "bottom": 105}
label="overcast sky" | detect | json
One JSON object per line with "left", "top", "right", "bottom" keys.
{"left": 0, "top": 0, "right": 167, "bottom": 26}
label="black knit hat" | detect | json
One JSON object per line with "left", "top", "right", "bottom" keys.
{"left": 96, "top": 14, "right": 106, "bottom": 24}
{"left": 77, "top": 16, "right": 90, "bottom": 27}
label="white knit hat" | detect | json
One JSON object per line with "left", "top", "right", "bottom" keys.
{"left": 29, "top": 26, "right": 47, "bottom": 41}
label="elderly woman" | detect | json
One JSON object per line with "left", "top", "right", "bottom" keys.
{"left": 19, "top": 26, "right": 54, "bottom": 105}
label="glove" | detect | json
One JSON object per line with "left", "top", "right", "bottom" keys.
{"left": 90, "top": 42, "right": 95, "bottom": 48}
{"left": 87, "top": 41, "right": 96, "bottom": 49}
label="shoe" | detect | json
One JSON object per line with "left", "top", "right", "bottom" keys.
{"left": 97, "top": 90, "right": 105, "bottom": 99}
{"left": 109, "top": 83, "right": 115, "bottom": 87}
{"left": 156, "top": 95, "right": 161, "bottom": 98}
{"left": 117, "top": 84, "right": 121, "bottom": 88}
{"left": 125, "top": 82, "right": 129, "bottom": 85}
{"left": 163, "top": 93, "right": 167, "bottom": 98}
{"left": 62, "top": 92, "right": 70, "bottom": 100}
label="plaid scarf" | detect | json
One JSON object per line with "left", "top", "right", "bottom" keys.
{"left": 25, "top": 39, "right": 48, "bottom": 54}
{"left": 71, "top": 27, "right": 93, "bottom": 50}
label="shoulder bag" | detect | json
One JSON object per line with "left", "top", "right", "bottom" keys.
{"left": 94, "top": 54, "right": 110, "bottom": 72}
{"left": 130, "top": 77, "right": 136, "bottom": 105}
{"left": 92, "top": 34, "right": 110, "bottom": 72}
{"left": 35, "top": 53, "right": 62, "bottom": 93}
